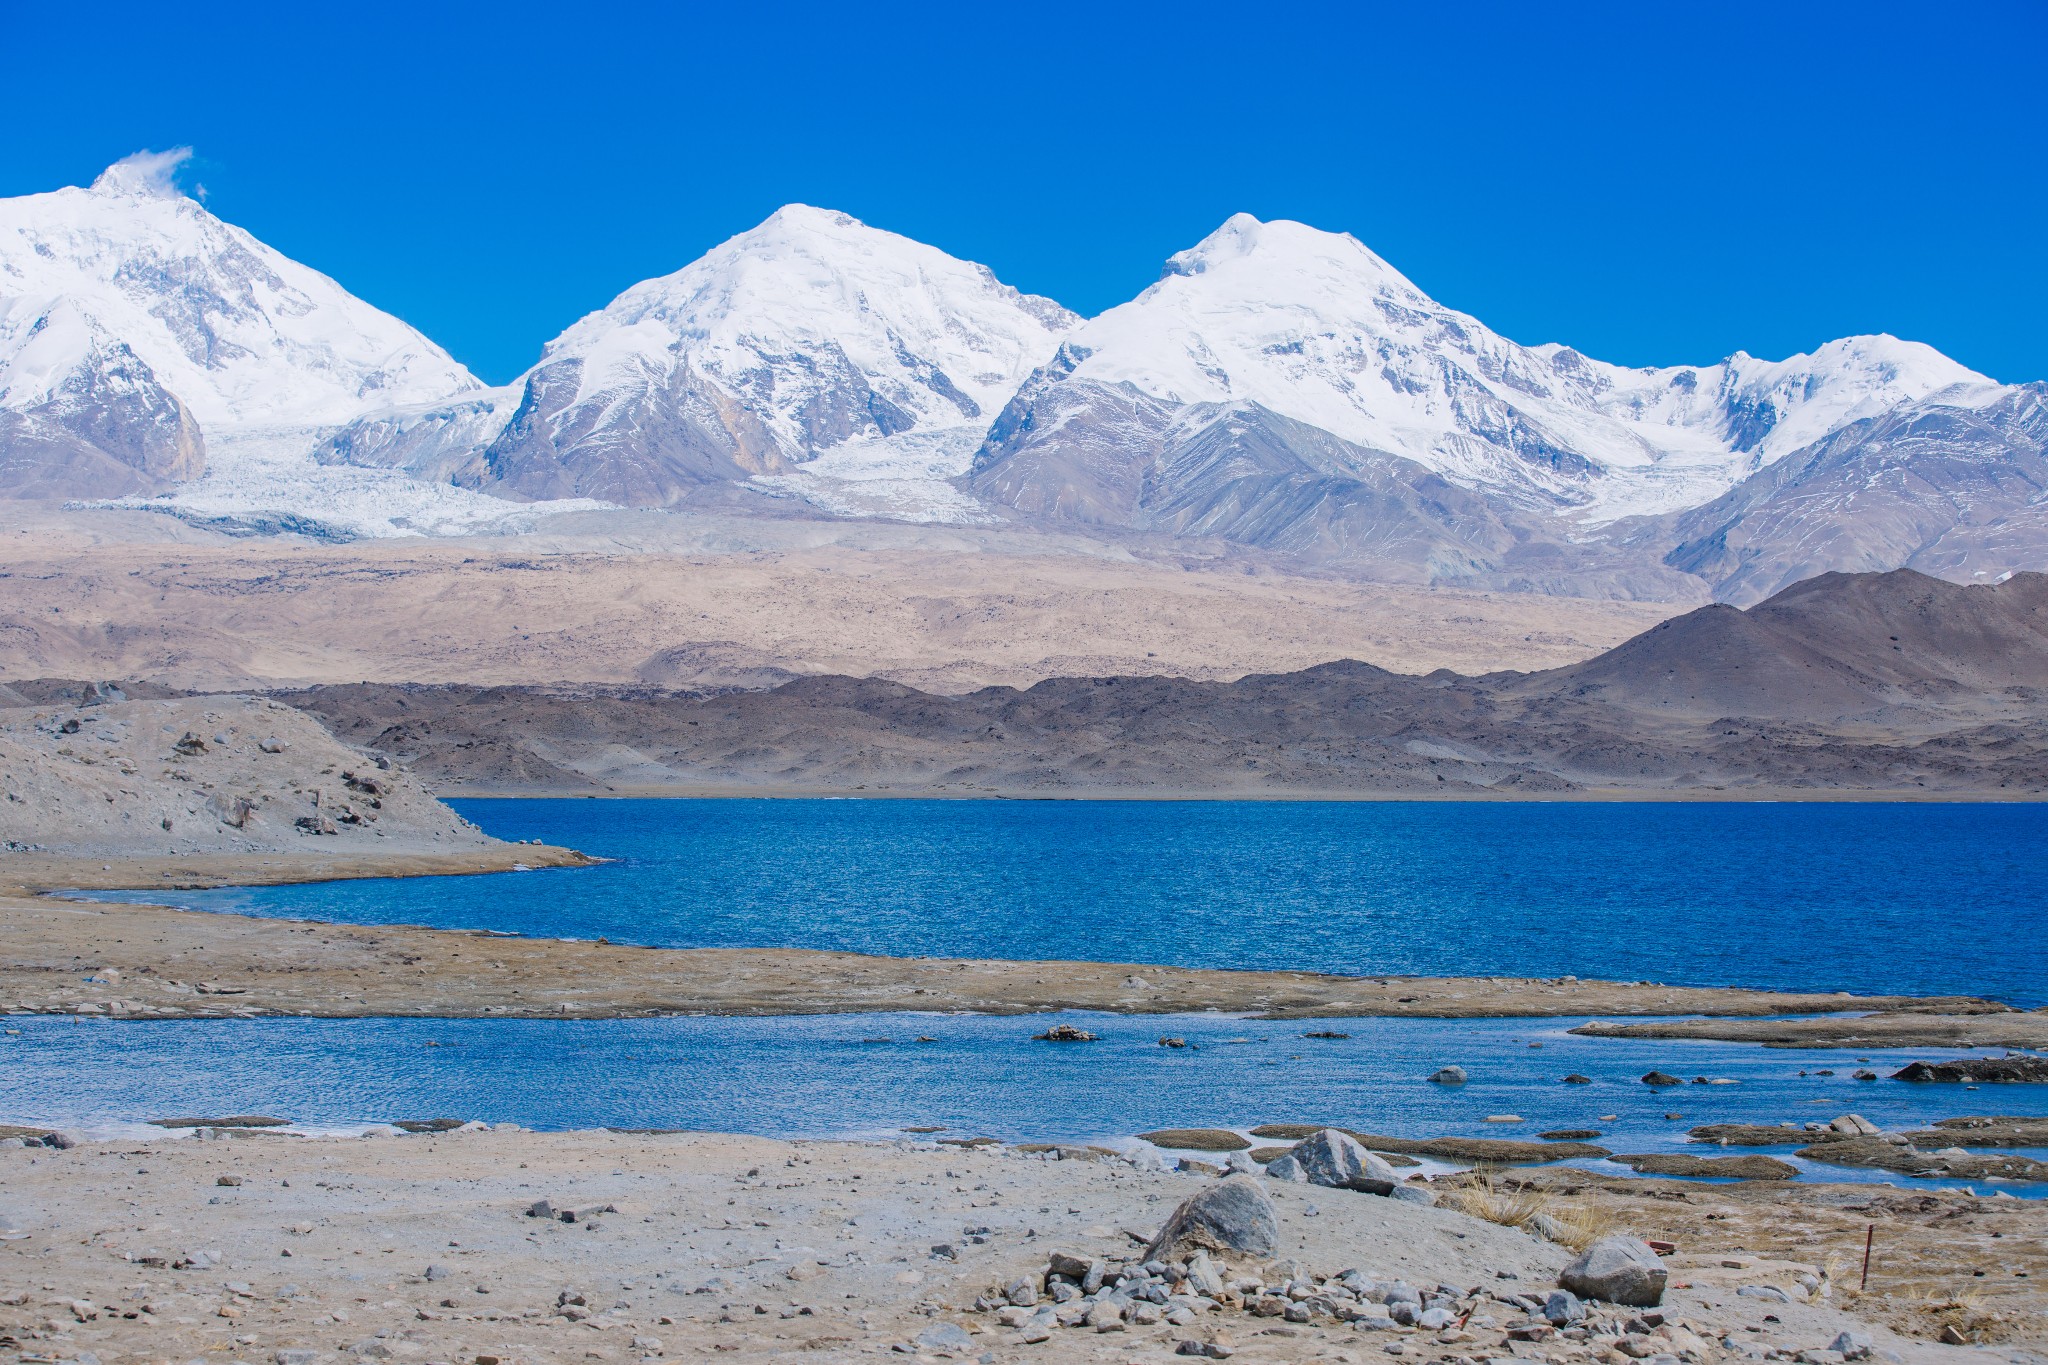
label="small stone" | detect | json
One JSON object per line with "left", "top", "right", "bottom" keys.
{"left": 1544, "top": 1290, "right": 1586, "bottom": 1325}
{"left": 216, "top": 1174, "right": 243, "bottom": 1187}
{"left": 423, "top": 1264, "right": 449, "bottom": 1281}
{"left": 1265, "top": 1153, "right": 1308, "bottom": 1182}
{"left": 1429, "top": 1066, "right": 1469, "bottom": 1085}
{"left": 1033, "top": 1024, "right": 1098, "bottom": 1042}
{"left": 1829, "top": 1331, "right": 1873, "bottom": 1360}
{"left": 914, "top": 1322, "right": 976, "bottom": 1355}
{"left": 1004, "top": 1277, "right": 1039, "bottom": 1306}
{"left": 274, "top": 1351, "right": 318, "bottom": 1365}
{"left": 1641, "top": 1071, "right": 1683, "bottom": 1087}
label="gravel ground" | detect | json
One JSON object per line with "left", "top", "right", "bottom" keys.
{"left": 1, "top": 1127, "right": 2027, "bottom": 1365}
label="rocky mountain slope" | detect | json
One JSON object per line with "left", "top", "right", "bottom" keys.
{"left": 0, "top": 692, "right": 504, "bottom": 857}
{"left": 259, "top": 569, "right": 2048, "bottom": 797}
{"left": 1660, "top": 383, "right": 2048, "bottom": 604}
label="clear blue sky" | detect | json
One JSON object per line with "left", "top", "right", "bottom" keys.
{"left": 6, "top": 0, "right": 2043, "bottom": 386}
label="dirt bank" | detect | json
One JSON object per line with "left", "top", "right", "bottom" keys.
{"left": 1572, "top": 1014, "right": 2048, "bottom": 1052}
{"left": 0, "top": 880, "right": 2010, "bottom": 1021}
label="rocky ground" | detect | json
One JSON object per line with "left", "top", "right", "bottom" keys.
{"left": 0, "top": 885, "right": 2012, "bottom": 1025}
{"left": 4, "top": 1125, "right": 2037, "bottom": 1365}
{"left": 0, "top": 694, "right": 590, "bottom": 862}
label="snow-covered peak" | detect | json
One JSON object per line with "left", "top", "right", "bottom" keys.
{"left": 87, "top": 148, "right": 195, "bottom": 201}
{"left": 535, "top": 204, "right": 1076, "bottom": 438}
{"left": 1013, "top": 214, "right": 1989, "bottom": 519}
{"left": 1565, "top": 332, "right": 1990, "bottom": 467}
{"left": 474, "top": 205, "right": 1080, "bottom": 505}
{"left": 1158, "top": 212, "right": 1424, "bottom": 299}
{"left": 0, "top": 159, "right": 480, "bottom": 431}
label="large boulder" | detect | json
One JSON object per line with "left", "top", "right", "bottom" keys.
{"left": 1144, "top": 1175, "right": 1279, "bottom": 1261}
{"left": 1559, "top": 1236, "right": 1668, "bottom": 1306}
{"left": 1290, "top": 1128, "right": 1400, "bottom": 1191}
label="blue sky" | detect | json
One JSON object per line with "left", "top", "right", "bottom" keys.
{"left": 6, "top": 0, "right": 2043, "bottom": 386}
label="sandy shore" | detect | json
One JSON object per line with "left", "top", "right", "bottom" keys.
{"left": 3, "top": 1125, "right": 2038, "bottom": 1365}
{"left": 0, "top": 860, "right": 2012, "bottom": 1023}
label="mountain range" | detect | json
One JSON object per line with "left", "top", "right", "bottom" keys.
{"left": 231, "top": 568, "right": 2048, "bottom": 797}
{"left": 3, "top": 154, "right": 2041, "bottom": 602}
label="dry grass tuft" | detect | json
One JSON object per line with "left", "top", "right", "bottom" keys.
{"left": 1441, "top": 1168, "right": 1616, "bottom": 1249}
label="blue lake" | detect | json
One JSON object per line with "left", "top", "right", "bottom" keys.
{"left": 88, "top": 797, "right": 2048, "bottom": 1005}
{"left": 29, "top": 798, "right": 2047, "bottom": 1187}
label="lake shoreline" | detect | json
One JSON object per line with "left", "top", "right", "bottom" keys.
{"left": 0, "top": 851, "right": 2034, "bottom": 1037}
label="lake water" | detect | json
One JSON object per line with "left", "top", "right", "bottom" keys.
{"left": 90, "top": 798, "right": 2048, "bottom": 1005}
{"left": 31, "top": 798, "right": 2048, "bottom": 1189}
{"left": 4, "top": 1011, "right": 2043, "bottom": 1193}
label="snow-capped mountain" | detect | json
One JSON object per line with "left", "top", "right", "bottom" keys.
{"left": 428, "top": 205, "right": 1077, "bottom": 508}
{"left": 971, "top": 213, "right": 1987, "bottom": 531}
{"left": 1664, "top": 380, "right": 2048, "bottom": 604}
{"left": 0, "top": 152, "right": 612, "bottom": 533}
{"left": 0, "top": 152, "right": 480, "bottom": 432}
{"left": 7, "top": 162, "right": 2038, "bottom": 595}
{"left": 0, "top": 295, "right": 203, "bottom": 497}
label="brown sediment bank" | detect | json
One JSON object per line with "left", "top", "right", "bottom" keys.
{"left": 0, "top": 854, "right": 2020, "bottom": 1022}
{"left": 1572, "top": 1013, "right": 2048, "bottom": 1052}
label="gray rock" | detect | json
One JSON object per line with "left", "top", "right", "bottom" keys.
{"left": 913, "top": 1322, "right": 976, "bottom": 1356}
{"left": 1184, "top": 1253, "right": 1226, "bottom": 1298}
{"left": 1290, "top": 1129, "right": 1401, "bottom": 1191}
{"left": 1417, "top": 1307, "right": 1457, "bottom": 1330}
{"left": 1145, "top": 1175, "right": 1280, "bottom": 1261}
{"left": 1829, "top": 1334, "right": 1873, "bottom": 1362}
{"left": 422, "top": 1264, "right": 449, "bottom": 1281}
{"left": 1544, "top": 1290, "right": 1586, "bottom": 1325}
{"left": 1124, "top": 1143, "right": 1168, "bottom": 1173}
{"left": 1737, "top": 1284, "right": 1791, "bottom": 1303}
{"left": 1005, "top": 1277, "right": 1039, "bottom": 1307}
{"left": 1429, "top": 1066, "right": 1469, "bottom": 1085}
{"left": 274, "top": 1351, "right": 320, "bottom": 1365}
{"left": 1559, "top": 1236, "right": 1668, "bottom": 1306}
{"left": 1264, "top": 1153, "right": 1308, "bottom": 1182}
{"left": 1389, "top": 1183, "right": 1437, "bottom": 1206}
{"left": 1222, "top": 1151, "right": 1259, "bottom": 1176}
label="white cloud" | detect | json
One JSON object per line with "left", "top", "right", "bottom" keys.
{"left": 90, "top": 147, "right": 195, "bottom": 199}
